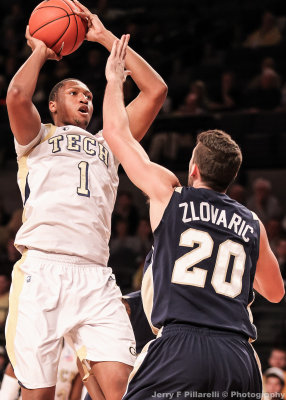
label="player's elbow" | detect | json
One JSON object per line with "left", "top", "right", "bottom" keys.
{"left": 7, "top": 86, "right": 29, "bottom": 108}
{"left": 153, "top": 81, "right": 168, "bottom": 104}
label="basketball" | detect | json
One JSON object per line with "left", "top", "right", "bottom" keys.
{"left": 29, "top": 0, "right": 88, "bottom": 56}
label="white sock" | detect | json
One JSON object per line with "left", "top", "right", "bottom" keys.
{"left": 0, "top": 374, "right": 21, "bottom": 400}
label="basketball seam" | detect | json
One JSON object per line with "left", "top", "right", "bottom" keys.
{"left": 60, "top": 0, "right": 79, "bottom": 51}
{"left": 30, "top": 6, "right": 69, "bottom": 36}
{"left": 31, "top": 17, "right": 69, "bottom": 37}
{"left": 50, "top": 13, "right": 71, "bottom": 52}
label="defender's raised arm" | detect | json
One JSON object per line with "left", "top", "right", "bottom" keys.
{"left": 103, "top": 36, "right": 179, "bottom": 231}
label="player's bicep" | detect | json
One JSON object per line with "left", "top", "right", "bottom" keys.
{"left": 7, "top": 90, "right": 41, "bottom": 145}
{"left": 254, "top": 220, "right": 284, "bottom": 302}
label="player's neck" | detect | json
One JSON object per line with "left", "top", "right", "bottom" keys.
{"left": 192, "top": 181, "right": 226, "bottom": 194}
{"left": 53, "top": 120, "right": 87, "bottom": 130}
{"left": 193, "top": 182, "right": 212, "bottom": 190}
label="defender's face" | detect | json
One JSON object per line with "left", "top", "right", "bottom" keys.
{"left": 52, "top": 80, "right": 94, "bottom": 129}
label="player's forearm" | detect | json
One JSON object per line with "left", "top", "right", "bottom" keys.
{"left": 7, "top": 46, "right": 47, "bottom": 101}
{"left": 103, "top": 79, "right": 130, "bottom": 138}
{"left": 99, "top": 30, "right": 167, "bottom": 97}
{"left": 103, "top": 78, "right": 149, "bottom": 159}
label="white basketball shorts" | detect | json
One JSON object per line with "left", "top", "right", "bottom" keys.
{"left": 5, "top": 249, "right": 136, "bottom": 389}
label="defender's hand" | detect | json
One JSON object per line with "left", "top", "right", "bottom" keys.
{"left": 74, "top": 0, "right": 107, "bottom": 43}
{"left": 105, "top": 35, "right": 131, "bottom": 83}
{"left": 25, "top": 26, "right": 63, "bottom": 61}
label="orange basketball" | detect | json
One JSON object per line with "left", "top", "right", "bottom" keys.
{"left": 29, "top": 0, "right": 87, "bottom": 56}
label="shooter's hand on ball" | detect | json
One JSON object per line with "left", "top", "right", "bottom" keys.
{"left": 25, "top": 26, "right": 63, "bottom": 61}
{"left": 73, "top": 0, "right": 107, "bottom": 43}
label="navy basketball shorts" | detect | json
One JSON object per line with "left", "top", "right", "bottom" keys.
{"left": 123, "top": 324, "right": 262, "bottom": 400}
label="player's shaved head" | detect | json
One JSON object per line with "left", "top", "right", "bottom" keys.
{"left": 192, "top": 129, "right": 242, "bottom": 192}
{"left": 49, "top": 78, "right": 85, "bottom": 102}
{"left": 48, "top": 78, "right": 92, "bottom": 124}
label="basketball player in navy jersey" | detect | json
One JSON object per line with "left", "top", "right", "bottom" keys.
{"left": 102, "top": 35, "right": 285, "bottom": 399}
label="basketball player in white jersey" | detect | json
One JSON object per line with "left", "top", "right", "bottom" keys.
{"left": 5, "top": 1, "right": 167, "bottom": 398}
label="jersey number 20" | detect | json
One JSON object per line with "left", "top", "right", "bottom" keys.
{"left": 171, "top": 228, "right": 246, "bottom": 298}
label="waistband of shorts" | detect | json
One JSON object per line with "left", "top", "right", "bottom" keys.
{"left": 25, "top": 249, "right": 106, "bottom": 267}
{"left": 162, "top": 323, "right": 248, "bottom": 340}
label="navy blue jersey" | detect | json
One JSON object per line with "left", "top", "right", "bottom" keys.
{"left": 142, "top": 186, "right": 260, "bottom": 340}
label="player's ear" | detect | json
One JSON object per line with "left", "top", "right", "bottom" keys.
{"left": 190, "top": 163, "right": 198, "bottom": 177}
{"left": 49, "top": 101, "right": 57, "bottom": 114}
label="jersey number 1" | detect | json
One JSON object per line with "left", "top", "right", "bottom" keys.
{"left": 77, "top": 161, "right": 90, "bottom": 197}
{"left": 171, "top": 228, "right": 246, "bottom": 298}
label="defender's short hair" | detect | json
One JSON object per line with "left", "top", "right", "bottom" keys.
{"left": 193, "top": 130, "right": 242, "bottom": 192}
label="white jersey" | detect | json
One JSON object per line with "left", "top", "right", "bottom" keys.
{"left": 14, "top": 123, "right": 119, "bottom": 264}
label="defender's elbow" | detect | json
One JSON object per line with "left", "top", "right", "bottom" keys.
{"left": 155, "top": 82, "right": 168, "bottom": 102}
{"left": 147, "top": 81, "right": 168, "bottom": 105}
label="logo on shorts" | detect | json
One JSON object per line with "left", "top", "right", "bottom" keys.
{"left": 26, "top": 275, "right": 31, "bottom": 283}
{"left": 129, "top": 346, "right": 137, "bottom": 356}
{"left": 108, "top": 274, "right": 115, "bottom": 281}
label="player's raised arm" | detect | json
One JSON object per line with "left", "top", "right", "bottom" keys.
{"left": 103, "top": 36, "right": 179, "bottom": 230}
{"left": 254, "top": 220, "right": 285, "bottom": 303}
{"left": 6, "top": 27, "right": 61, "bottom": 145}
{"left": 74, "top": 0, "right": 168, "bottom": 141}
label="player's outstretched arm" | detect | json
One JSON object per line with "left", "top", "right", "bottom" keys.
{"left": 254, "top": 220, "right": 285, "bottom": 303}
{"left": 74, "top": 0, "right": 168, "bottom": 141}
{"left": 103, "top": 36, "right": 179, "bottom": 230}
{"left": 6, "top": 27, "right": 61, "bottom": 145}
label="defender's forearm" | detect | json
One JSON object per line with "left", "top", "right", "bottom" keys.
{"left": 103, "top": 79, "right": 129, "bottom": 135}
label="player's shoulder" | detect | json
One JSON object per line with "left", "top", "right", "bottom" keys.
{"left": 15, "top": 123, "right": 48, "bottom": 159}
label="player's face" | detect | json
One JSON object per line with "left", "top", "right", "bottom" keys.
{"left": 54, "top": 80, "right": 94, "bottom": 129}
